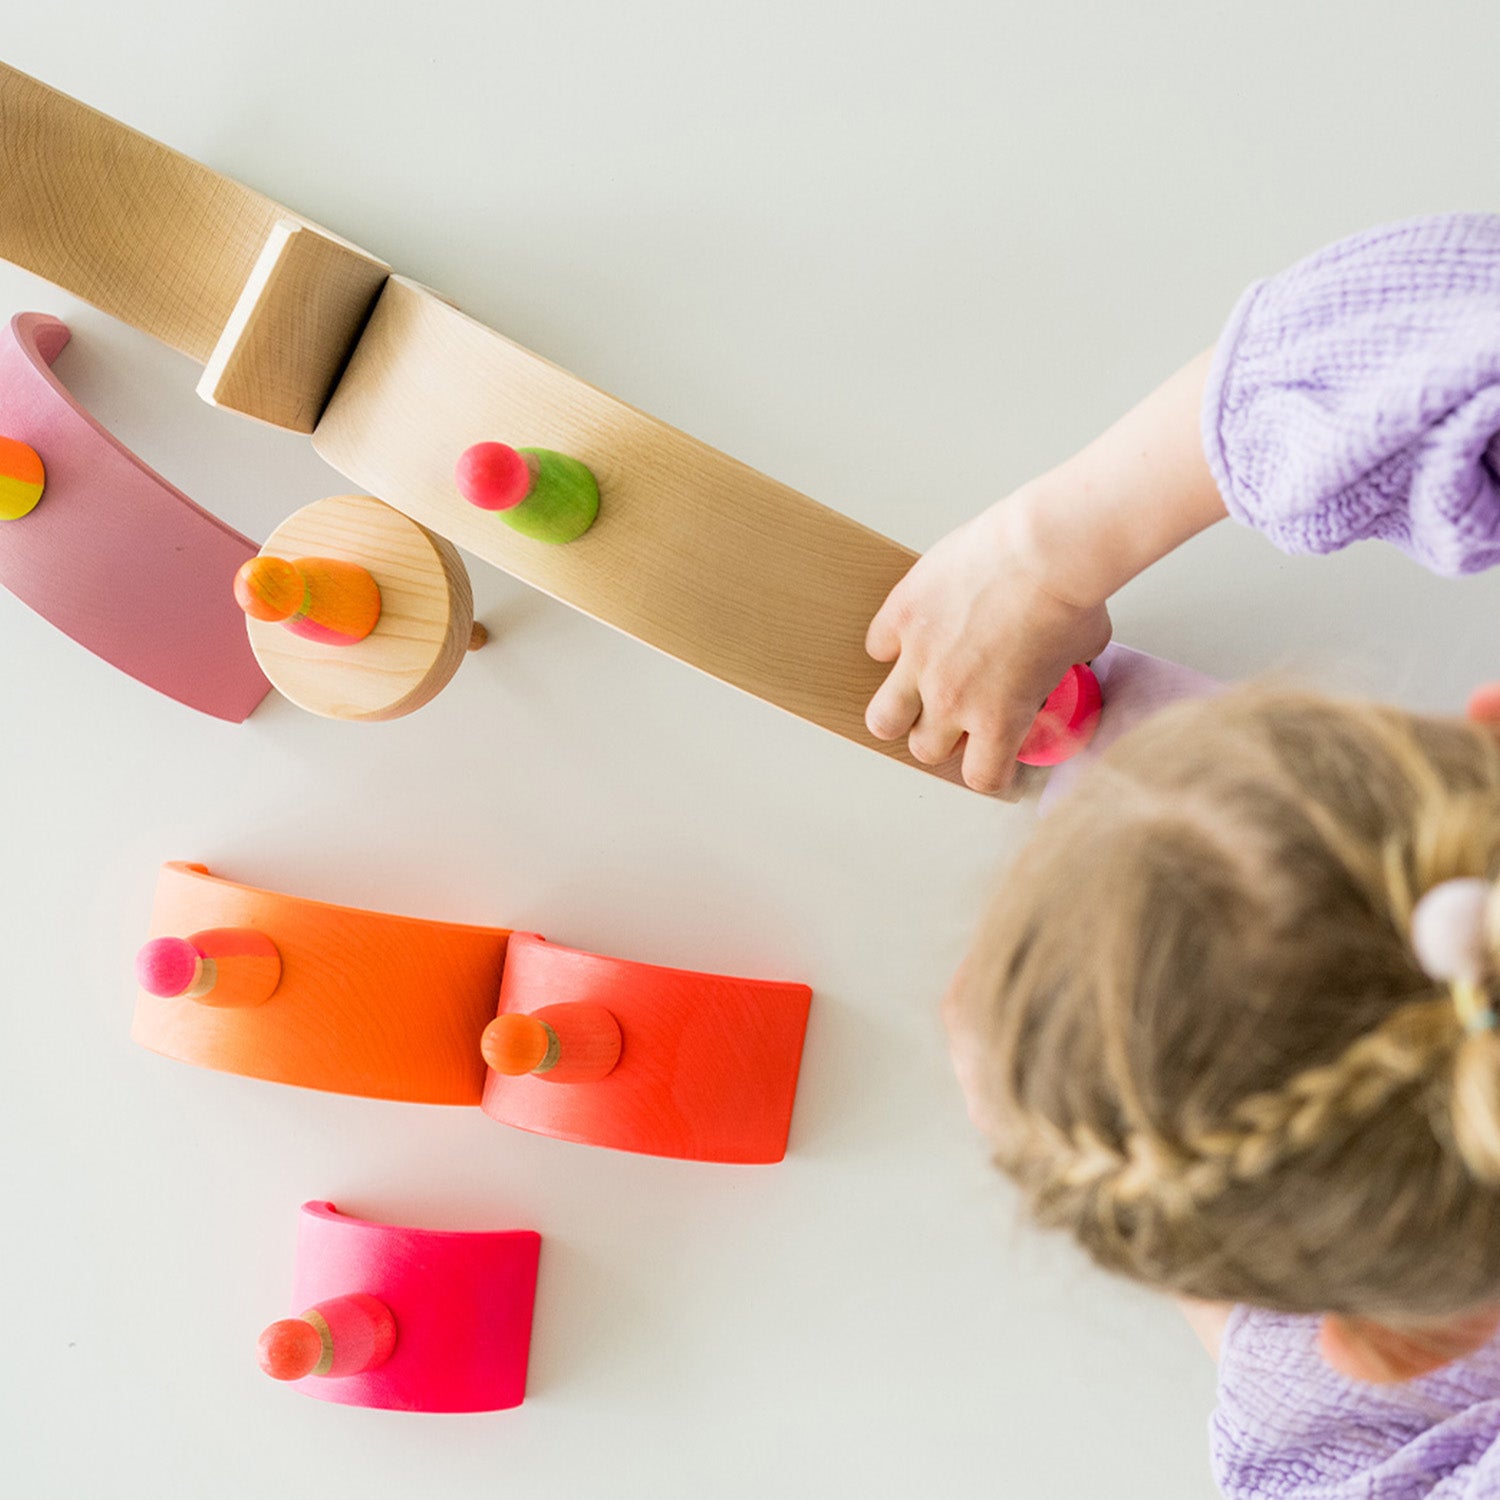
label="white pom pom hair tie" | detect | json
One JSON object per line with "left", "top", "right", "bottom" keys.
{"left": 1410, "top": 877, "right": 1497, "bottom": 1034}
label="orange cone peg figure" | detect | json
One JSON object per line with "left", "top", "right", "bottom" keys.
{"left": 258, "top": 1292, "right": 397, "bottom": 1381}
{"left": 234, "top": 554, "right": 382, "bottom": 646}
{"left": 481, "top": 1003, "right": 622, "bottom": 1084}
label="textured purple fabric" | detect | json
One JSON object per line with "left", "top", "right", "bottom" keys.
{"left": 1202, "top": 215, "right": 1500, "bottom": 577}
{"left": 1212, "top": 1306, "right": 1500, "bottom": 1497}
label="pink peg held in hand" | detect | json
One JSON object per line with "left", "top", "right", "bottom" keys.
{"left": 1016, "top": 662, "right": 1104, "bottom": 767}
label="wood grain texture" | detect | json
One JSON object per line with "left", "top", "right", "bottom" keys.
{"left": 480, "top": 932, "right": 811, "bottom": 1163}
{"left": 313, "top": 278, "right": 968, "bottom": 784}
{"left": 0, "top": 60, "right": 1028, "bottom": 791}
{"left": 245, "top": 495, "right": 476, "bottom": 721}
{"left": 132, "top": 862, "right": 510, "bottom": 1104}
{"left": 198, "top": 220, "right": 389, "bottom": 433}
{"left": 284, "top": 1202, "right": 540, "bottom": 1413}
{"left": 0, "top": 63, "right": 298, "bottom": 361}
{"left": 0, "top": 312, "right": 271, "bottom": 721}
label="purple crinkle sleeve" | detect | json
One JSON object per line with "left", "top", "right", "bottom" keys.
{"left": 1212, "top": 1305, "right": 1500, "bottom": 1497}
{"left": 1202, "top": 214, "right": 1500, "bottom": 576}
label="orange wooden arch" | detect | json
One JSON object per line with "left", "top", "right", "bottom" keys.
{"left": 132, "top": 862, "right": 509, "bottom": 1104}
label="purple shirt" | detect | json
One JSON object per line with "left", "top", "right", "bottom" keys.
{"left": 1201, "top": 216, "right": 1500, "bottom": 1490}
{"left": 1214, "top": 1307, "right": 1500, "bottom": 1497}
{"left": 1202, "top": 214, "right": 1500, "bottom": 576}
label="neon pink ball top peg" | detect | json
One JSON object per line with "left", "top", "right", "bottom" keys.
{"left": 455, "top": 442, "right": 533, "bottom": 512}
{"left": 135, "top": 936, "right": 202, "bottom": 997}
{"left": 1016, "top": 662, "right": 1104, "bottom": 767}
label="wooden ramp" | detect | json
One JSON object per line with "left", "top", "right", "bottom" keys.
{"left": 0, "top": 60, "right": 972, "bottom": 787}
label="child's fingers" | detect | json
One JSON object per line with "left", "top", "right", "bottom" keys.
{"left": 865, "top": 665, "right": 923, "bottom": 741}
{"left": 960, "top": 728, "right": 1020, "bottom": 796}
{"left": 908, "top": 710, "right": 964, "bottom": 766}
{"left": 864, "top": 600, "right": 903, "bottom": 662}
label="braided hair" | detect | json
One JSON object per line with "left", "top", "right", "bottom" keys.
{"left": 950, "top": 687, "right": 1500, "bottom": 1319}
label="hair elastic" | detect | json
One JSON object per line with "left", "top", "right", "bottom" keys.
{"left": 1409, "top": 878, "right": 1498, "bottom": 1033}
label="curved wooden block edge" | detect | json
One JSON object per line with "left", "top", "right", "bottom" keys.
{"left": 155, "top": 860, "right": 512, "bottom": 940}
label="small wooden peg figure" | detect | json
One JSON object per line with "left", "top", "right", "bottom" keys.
{"left": 1016, "top": 662, "right": 1104, "bottom": 767}
{"left": 234, "top": 554, "right": 382, "bottom": 645}
{"left": 258, "top": 1292, "right": 397, "bottom": 1381}
{"left": 0, "top": 435, "right": 45, "bottom": 520}
{"left": 455, "top": 441, "right": 600, "bottom": 544}
{"left": 481, "top": 1002, "right": 622, "bottom": 1084}
{"left": 135, "top": 927, "right": 282, "bottom": 1008}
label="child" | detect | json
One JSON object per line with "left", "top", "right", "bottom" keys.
{"left": 865, "top": 214, "right": 1500, "bottom": 794}
{"left": 873, "top": 213, "right": 1500, "bottom": 1494}
{"left": 945, "top": 687, "right": 1500, "bottom": 1495}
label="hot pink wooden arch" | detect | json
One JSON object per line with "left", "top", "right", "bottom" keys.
{"left": 281, "top": 1201, "right": 540, "bottom": 1413}
{"left": 0, "top": 312, "right": 269, "bottom": 720}
{"left": 481, "top": 932, "right": 812, "bottom": 1163}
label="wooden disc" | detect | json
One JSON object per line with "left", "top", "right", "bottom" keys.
{"left": 246, "top": 494, "right": 475, "bottom": 720}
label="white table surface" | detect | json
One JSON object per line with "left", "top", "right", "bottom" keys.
{"left": 4, "top": 4, "right": 1497, "bottom": 1496}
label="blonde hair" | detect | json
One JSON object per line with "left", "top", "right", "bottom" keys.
{"left": 950, "top": 686, "right": 1500, "bottom": 1320}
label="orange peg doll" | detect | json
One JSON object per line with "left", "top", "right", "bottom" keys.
{"left": 258, "top": 1292, "right": 397, "bottom": 1381}
{"left": 481, "top": 1003, "right": 622, "bottom": 1084}
{"left": 234, "top": 554, "right": 382, "bottom": 646}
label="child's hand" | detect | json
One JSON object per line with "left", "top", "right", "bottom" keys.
{"left": 866, "top": 492, "right": 1112, "bottom": 794}
{"left": 866, "top": 348, "right": 1227, "bottom": 793}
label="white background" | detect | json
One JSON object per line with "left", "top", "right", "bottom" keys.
{"left": 4, "top": 4, "right": 1498, "bottom": 1497}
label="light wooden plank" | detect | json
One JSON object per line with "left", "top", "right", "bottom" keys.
{"left": 313, "top": 277, "right": 966, "bottom": 785}
{"left": 0, "top": 62, "right": 318, "bottom": 361}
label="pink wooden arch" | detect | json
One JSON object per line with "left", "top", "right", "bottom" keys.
{"left": 0, "top": 312, "right": 269, "bottom": 720}
{"left": 281, "top": 1201, "right": 540, "bottom": 1413}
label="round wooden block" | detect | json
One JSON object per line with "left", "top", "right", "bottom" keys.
{"left": 245, "top": 494, "right": 476, "bottom": 720}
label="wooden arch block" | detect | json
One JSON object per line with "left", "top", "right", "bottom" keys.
{"left": 131, "top": 862, "right": 510, "bottom": 1104}
{"left": 0, "top": 312, "right": 271, "bottom": 721}
{"left": 198, "top": 219, "right": 390, "bottom": 433}
{"left": 266, "top": 1201, "right": 539, "bottom": 1413}
{"left": 480, "top": 932, "right": 812, "bottom": 1163}
{"left": 312, "top": 279, "right": 957, "bottom": 778}
{"left": 242, "top": 495, "right": 479, "bottom": 720}
{"left": 0, "top": 62, "right": 338, "bottom": 364}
